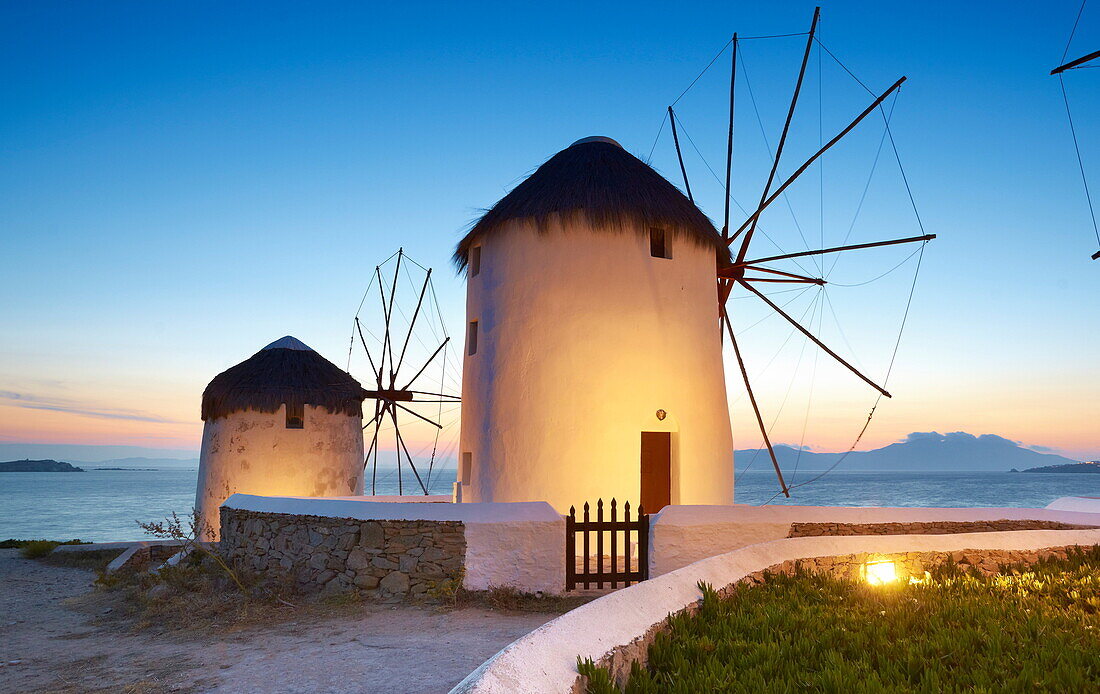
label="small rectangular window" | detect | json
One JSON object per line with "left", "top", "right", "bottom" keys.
{"left": 470, "top": 246, "right": 482, "bottom": 277}
{"left": 650, "top": 228, "right": 671, "bottom": 259}
{"left": 461, "top": 452, "right": 472, "bottom": 485}
{"left": 285, "top": 402, "right": 304, "bottom": 429}
{"left": 468, "top": 321, "right": 478, "bottom": 355}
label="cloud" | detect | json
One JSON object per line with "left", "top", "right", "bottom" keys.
{"left": 0, "top": 391, "right": 181, "bottom": 424}
{"left": 1026, "top": 444, "right": 1057, "bottom": 453}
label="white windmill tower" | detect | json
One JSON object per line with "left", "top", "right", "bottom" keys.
{"left": 453, "top": 136, "right": 735, "bottom": 513}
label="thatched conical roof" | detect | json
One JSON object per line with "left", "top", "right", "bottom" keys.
{"left": 454, "top": 136, "right": 726, "bottom": 269}
{"left": 201, "top": 336, "right": 366, "bottom": 421}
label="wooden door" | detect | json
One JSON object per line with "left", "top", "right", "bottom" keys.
{"left": 640, "top": 431, "right": 671, "bottom": 512}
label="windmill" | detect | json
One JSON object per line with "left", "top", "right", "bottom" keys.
{"left": 1051, "top": 0, "right": 1099, "bottom": 261}
{"left": 665, "top": 7, "right": 934, "bottom": 497}
{"left": 349, "top": 249, "right": 461, "bottom": 495}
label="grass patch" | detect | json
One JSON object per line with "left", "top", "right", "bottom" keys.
{"left": 582, "top": 546, "right": 1100, "bottom": 693}
{"left": 2, "top": 538, "right": 89, "bottom": 553}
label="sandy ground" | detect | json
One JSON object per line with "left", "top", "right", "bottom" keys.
{"left": 0, "top": 549, "right": 556, "bottom": 693}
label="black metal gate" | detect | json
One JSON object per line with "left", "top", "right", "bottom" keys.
{"left": 566, "top": 498, "right": 649, "bottom": 591}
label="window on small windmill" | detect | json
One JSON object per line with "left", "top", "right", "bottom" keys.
{"left": 470, "top": 246, "right": 482, "bottom": 277}
{"left": 468, "top": 321, "right": 478, "bottom": 355}
{"left": 285, "top": 402, "right": 304, "bottom": 429}
{"left": 650, "top": 228, "right": 671, "bottom": 259}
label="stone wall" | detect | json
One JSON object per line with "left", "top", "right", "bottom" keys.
{"left": 788, "top": 519, "right": 1096, "bottom": 538}
{"left": 737, "top": 545, "right": 1081, "bottom": 585}
{"left": 220, "top": 507, "right": 465, "bottom": 601}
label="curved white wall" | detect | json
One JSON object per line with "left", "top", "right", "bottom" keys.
{"left": 459, "top": 221, "right": 733, "bottom": 513}
{"left": 195, "top": 405, "right": 364, "bottom": 539}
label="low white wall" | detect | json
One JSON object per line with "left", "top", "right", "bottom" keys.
{"left": 222, "top": 494, "right": 565, "bottom": 595}
{"left": 650, "top": 504, "right": 1100, "bottom": 576}
{"left": 452, "top": 528, "right": 1100, "bottom": 694}
{"left": 1046, "top": 496, "right": 1100, "bottom": 514}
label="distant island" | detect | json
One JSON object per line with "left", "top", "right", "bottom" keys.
{"left": 93, "top": 467, "right": 157, "bottom": 471}
{"left": 1020, "top": 461, "right": 1100, "bottom": 474}
{"left": 0, "top": 459, "right": 85, "bottom": 472}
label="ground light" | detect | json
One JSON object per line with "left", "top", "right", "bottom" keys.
{"left": 864, "top": 559, "right": 899, "bottom": 586}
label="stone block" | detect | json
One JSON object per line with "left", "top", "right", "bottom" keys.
{"left": 379, "top": 571, "right": 410, "bottom": 595}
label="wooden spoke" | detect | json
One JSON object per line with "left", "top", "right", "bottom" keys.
{"left": 390, "top": 407, "right": 429, "bottom": 495}
{"left": 1051, "top": 49, "right": 1100, "bottom": 75}
{"left": 733, "top": 234, "right": 935, "bottom": 268}
{"left": 374, "top": 266, "right": 389, "bottom": 385}
{"left": 394, "top": 268, "right": 432, "bottom": 381}
{"left": 730, "top": 76, "right": 908, "bottom": 253}
{"left": 407, "top": 390, "right": 461, "bottom": 399}
{"left": 368, "top": 401, "right": 388, "bottom": 494}
{"left": 741, "top": 280, "right": 892, "bottom": 398}
{"left": 720, "top": 265, "right": 825, "bottom": 283}
{"left": 668, "top": 107, "right": 693, "bottom": 202}
{"left": 385, "top": 251, "right": 403, "bottom": 386}
{"left": 734, "top": 6, "right": 820, "bottom": 260}
{"left": 723, "top": 312, "right": 790, "bottom": 497}
{"left": 742, "top": 276, "right": 824, "bottom": 284}
{"left": 392, "top": 401, "right": 443, "bottom": 429}
{"left": 355, "top": 317, "right": 382, "bottom": 387}
{"left": 401, "top": 337, "right": 451, "bottom": 390}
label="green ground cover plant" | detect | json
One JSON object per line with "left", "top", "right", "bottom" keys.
{"left": 580, "top": 546, "right": 1100, "bottom": 693}
{"left": 6, "top": 538, "right": 89, "bottom": 556}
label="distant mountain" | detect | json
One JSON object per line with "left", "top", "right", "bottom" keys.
{"left": 736, "top": 432, "right": 1081, "bottom": 473}
{"left": 1020, "top": 461, "right": 1100, "bottom": 474}
{"left": 0, "top": 459, "right": 84, "bottom": 472}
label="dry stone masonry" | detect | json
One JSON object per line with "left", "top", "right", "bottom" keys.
{"left": 220, "top": 507, "right": 465, "bottom": 601}
{"left": 788, "top": 519, "right": 1097, "bottom": 537}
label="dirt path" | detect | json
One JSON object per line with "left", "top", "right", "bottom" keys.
{"left": 0, "top": 549, "right": 555, "bottom": 693}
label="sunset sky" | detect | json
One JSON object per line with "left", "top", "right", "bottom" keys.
{"left": 2, "top": 1, "right": 1098, "bottom": 462}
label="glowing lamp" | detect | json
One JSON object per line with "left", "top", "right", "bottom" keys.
{"left": 865, "top": 559, "right": 898, "bottom": 586}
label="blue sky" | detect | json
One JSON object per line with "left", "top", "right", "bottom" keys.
{"left": 1, "top": 1, "right": 1098, "bottom": 459}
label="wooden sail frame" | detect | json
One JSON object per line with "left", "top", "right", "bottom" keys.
{"left": 668, "top": 6, "right": 935, "bottom": 497}
{"left": 354, "top": 249, "right": 459, "bottom": 495}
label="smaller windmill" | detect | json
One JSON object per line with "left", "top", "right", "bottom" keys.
{"left": 349, "top": 249, "right": 461, "bottom": 495}
{"left": 1051, "top": 0, "right": 1099, "bottom": 261}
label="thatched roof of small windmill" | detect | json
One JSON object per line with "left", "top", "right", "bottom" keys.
{"left": 201, "top": 336, "right": 366, "bottom": 421}
{"left": 454, "top": 136, "right": 727, "bottom": 269}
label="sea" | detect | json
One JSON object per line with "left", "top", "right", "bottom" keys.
{"left": 1, "top": 468, "right": 1098, "bottom": 542}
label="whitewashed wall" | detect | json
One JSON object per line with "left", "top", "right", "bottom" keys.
{"left": 459, "top": 220, "right": 733, "bottom": 513}
{"left": 452, "top": 528, "right": 1100, "bottom": 694}
{"left": 195, "top": 405, "right": 364, "bottom": 539}
{"left": 649, "top": 504, "right": 1100, "bottom": 576}
{"left": 221, "top": 495, "right": 566, "bottom": 594}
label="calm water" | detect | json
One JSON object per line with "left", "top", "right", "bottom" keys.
{"left": 1, "top": 468, "right": 1097, "bottom": 542}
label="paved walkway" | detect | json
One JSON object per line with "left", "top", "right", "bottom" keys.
{"left": 0, "top": 549, "right": 554, "bottom": 693}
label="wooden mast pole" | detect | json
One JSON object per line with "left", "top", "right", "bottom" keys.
{"left": 1051, "top": 48, "right": 1100, "bottom": 74}
{"left": 723, "top": 33, "right": 738, "bottom": 240}
{"left": 723, "top": 312, "right": 790, "bottom": 497}
{"left": 740, "top": 280, "right": 892, "bottom": 397}
{"left": 733, "top": 7, "right": 820, "bottom": 262}
{"left": 668, "top": 106, "right": 694, "bottom": 202}
{"left": 729, "top": 76, "right": 907, "bottom": 245}
{"left": 725, "top": 233, "right": 935, "bottom": 269}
